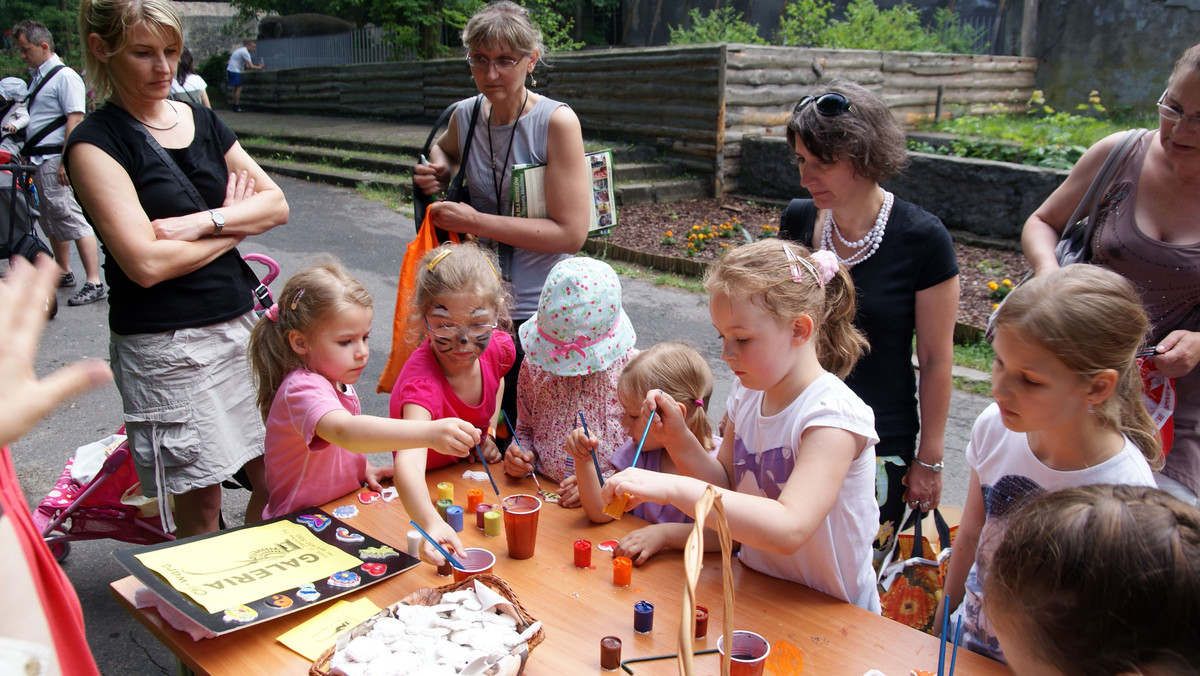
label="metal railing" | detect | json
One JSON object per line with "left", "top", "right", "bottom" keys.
{"left": 254, "top": 27, "right": 416, "bottom": 70}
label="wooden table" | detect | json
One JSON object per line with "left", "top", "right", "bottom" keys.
{"left": 111, "top": 465, "right": 1011, "bottom": 675}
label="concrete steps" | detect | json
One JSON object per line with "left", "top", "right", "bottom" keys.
{"left": 235, "top": 131, "right": 709, "bottom": 206}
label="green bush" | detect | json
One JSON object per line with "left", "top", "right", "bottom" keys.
{"left": 668, "top": 6, "right": 768, "bottom": 46}
{"left": 200, "top": 51, "right": 231, "bottom": 105}
{"left": 911, "top": 90, "right": 1158, "bottom": 169}
{"left": 778, "top": 0, "right": 985, "bottom": 54}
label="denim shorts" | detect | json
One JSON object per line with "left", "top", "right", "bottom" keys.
{"left": 111, "top": 310, "right": 264, "bottom": 497}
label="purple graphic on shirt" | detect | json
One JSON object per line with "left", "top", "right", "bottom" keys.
{"left": 732, "top": 436, "right": 795, "bottom": 500}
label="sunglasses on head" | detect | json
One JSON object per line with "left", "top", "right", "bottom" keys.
{"left": 794, "top": 92, "right": 852, "bottom": 116}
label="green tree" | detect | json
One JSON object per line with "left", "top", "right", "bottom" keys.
{"left": 777, "top": 0, "right": 831, "bottom": 48}
{"left": 668, "top": 6, "right": 768, "bottom": 46}
{"left": 2, "top": 0, "right": 82, "bottom": 63}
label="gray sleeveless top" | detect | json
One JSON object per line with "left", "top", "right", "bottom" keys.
{"left": 1093, "top": 130, "right": 1200, "bottom": 492}
{"left": 454, "top": 95, "right": 570, "bottom": 320}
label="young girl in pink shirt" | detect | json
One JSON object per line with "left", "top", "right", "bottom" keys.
{"left": 248, "top": 258, "right": 480, "bottom": 528}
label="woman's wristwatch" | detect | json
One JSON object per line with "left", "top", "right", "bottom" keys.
{"left": 209, "top": 209, "right": 225, "bottom": 235}
{"left": 913, "top": 456, "right": 944, "bottom": 472}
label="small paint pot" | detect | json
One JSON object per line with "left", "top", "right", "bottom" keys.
{"left": 436, "top": 498, "right": 452, "bottom": 520}
{"left": 405, "top": 529, "right": 422, "bottom": 558}
{"left": 600, "top": 636, "right": 622, "bottom": 670}
{"left": 574, "top": 539, "right": 592, "bottom": 568}
{"left": 436, "top": 481, "right": 454, "bottom": 503}
{"left": 633, "top": 600, "right": 654, "bottom": 634}
{"left": 483, "top": 509, "right": 502, "bottom": 537}
{"left": 695, "top": 605, "right": 709, "bottom": 639}
{"left": 467, "top": 488, "right": 484, "bottom": 514}
{"left": 446, "top": 505, "right": 464, "bottom": 532}
{"left": 612, "top": 556, "right": 632, "bottom": 587}
{"left": 476, "top": 503, "right": 492, "bottom": 529}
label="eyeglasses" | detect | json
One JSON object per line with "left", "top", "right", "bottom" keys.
{"left": 794, "top": 92, "right": 853, "bottom": 116}
{"left": 1156, "top": 91, "right": 1200, "bottom": 126}
{"left": 466, "top": 54, "right": 525, "bottom": 71}
{"left": 424, "top": 317, "right": 498, "bottom": 340}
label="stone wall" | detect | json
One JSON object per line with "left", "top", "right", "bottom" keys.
{"left": 172, "top": 2, "right": 255, "bottom": 64}
{"left": 1033, "top": 0, "right": 1200, "bottom": 111}
{"left": 738, "top": 134, "right": 1066, "bottom": 239}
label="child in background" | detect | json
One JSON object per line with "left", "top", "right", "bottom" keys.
{"left": 568, "top": 341, "right": 720, "bottom": 564}
{"left": 248, "top": 258, "right": 480, "bottom": 523}
{"left": 504, "top": 257, "right": 638, "bottom": 508}
{"left": 984, "top": 484, "right": 1200, "bottom": 675}
{"left": 390, "top": 242, "right": 513, "bottom": 469}
{"left": 603, "top": 240, "right": 883, "bottom": 611}
{"left": 941, "top": 264, "right": 1162, "bottom": 662}
{"left": 0, "top": 77, "right": 29, "bottom": 155}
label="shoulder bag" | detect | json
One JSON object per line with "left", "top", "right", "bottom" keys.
{"left": 986, "top": 128, "right": 1149, "bottom": 340}
{"left": 114, "top": 105, "right": 273, "bottom": 311}
{"left": 413, "top": 94, "right": 482, "bottom": 238}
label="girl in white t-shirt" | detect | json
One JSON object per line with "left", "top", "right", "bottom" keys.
{"left": 603, "top": 239, "right": 882, "bottom": 611}
{"left": 941, "top": 264, "right": 1163, "bottom": 663}
{"left": 168, "top": 48, "right": 210, "bottom": 108}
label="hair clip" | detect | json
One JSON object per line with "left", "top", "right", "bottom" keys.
{"left": 290, "top": 288, "right": 306, "bottom": 311}
{"left": 782, "top": 244, "right": 817, "bottom": 285}
{"left": 486, "top": 258, "right": 500, "bottom": 280}
{"left": 427, "top": 249, "right": 452, "bottom": 271}
{"left": 264, "top": 304, "right": 280, "bottom": 322}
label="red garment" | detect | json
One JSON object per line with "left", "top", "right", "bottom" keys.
{"left": 0, "top": 446, "right": 100, "bottom": 675}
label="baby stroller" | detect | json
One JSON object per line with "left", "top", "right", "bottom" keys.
{"left": 34, "top": 432, "right": 173, "bottom": 562}
{"left": 0, "top": 149, "right": 58, "bottom": 316}
{"left": 34, "top": 253, "right": 280, "bottom": 561}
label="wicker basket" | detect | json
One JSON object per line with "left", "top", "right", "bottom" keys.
{"left": 310, "top": 573, "right": 544, "bottom": 676}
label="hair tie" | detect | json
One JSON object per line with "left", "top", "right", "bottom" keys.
{"left": 694, "top": 398, "right": 704, "bottom": 407}
{"left": 810, "top": 249, "right": 839, "bottom": 286}
{"left": 290, "top": 288, "right": 306, "bottom": 310}
{"left": 264, "top": 303, "right": 280, "bottom": 322}
{"left": 427, "top": 249, "right": 452, "bottom": 271}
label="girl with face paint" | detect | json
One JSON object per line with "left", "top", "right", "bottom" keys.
{"left": 390, "top": 242, "right": 515, "bottom": 473}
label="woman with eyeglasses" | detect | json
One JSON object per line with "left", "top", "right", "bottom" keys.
{"left": 412, "top": 1, "right": 591, "bottom": 426}
{"left": 1023, "top": 42, "right": 1200, "bottom": 507}
{"left": 780, "top": 79, "right": 961, "bottom": 567}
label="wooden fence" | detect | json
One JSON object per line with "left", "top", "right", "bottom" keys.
{"left": 241, "top": 44, "right": 1036, "bottom": 196}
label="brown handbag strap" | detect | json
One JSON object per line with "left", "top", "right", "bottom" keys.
{"left": 678, "top": 485, "right": 735, "bottom": 676}
{"left": 1061, "top": 128, "right": 1149, "bottom": 244}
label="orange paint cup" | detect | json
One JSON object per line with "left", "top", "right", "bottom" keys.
{"left": 466, "top": 488, "right": 483, "bottom": 514}
{"left": 613, "top": 556, "right": 632, "bottom": 587}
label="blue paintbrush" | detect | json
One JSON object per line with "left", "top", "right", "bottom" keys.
{"left": 937, "top": 597, "right": 951, "bottom": 676}
{"left": 948, "top": 615, "right": 963, "bottom": 675}
{"left": 578, "top": 411, "right": 605, "bottom": 486}
{"left": 476, "top": 445, "right": 501, "bottom": 497}
{"left": 408, "top": 519, "right": 464, "bottom": 570}
{"left": 628, "top": 409, "right": 656, "bottom": 470}
{"left": 501, "top": 409, "right": 543, "bottom": 494}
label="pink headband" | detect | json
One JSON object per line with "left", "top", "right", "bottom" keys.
{"left": 538, "top": 322, "right": 619, "bottom": 360}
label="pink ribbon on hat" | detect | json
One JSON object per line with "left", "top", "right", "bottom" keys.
{"left": 538, "top": 323, "right": 618, "bottom": 360}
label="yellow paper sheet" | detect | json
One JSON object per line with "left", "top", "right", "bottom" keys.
{"left": 277, "top": 598, "right": 381, "bottom": 661}
{"left": 134, "top": 519, "right": 362, "bottom": 613}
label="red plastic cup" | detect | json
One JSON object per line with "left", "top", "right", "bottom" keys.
{"left": 717, "top": 630, "right": 770, "bottom": 676}
{"left": 501, "top": 494, "right": 542, "bottom": 559}
{"left": 451, "top": 547, "right": 495, "bottom": 583}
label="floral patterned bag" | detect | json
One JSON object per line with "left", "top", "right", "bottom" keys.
{"left": 878, "top": 508, "right": 956, "bottom": 635}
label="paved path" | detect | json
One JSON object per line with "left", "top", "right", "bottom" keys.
{"left": 14, "top": 124, "right": 992, "bottom": 673}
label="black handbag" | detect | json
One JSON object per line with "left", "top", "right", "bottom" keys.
{"left": 413, "top": 94, "right": 483, "bottom": 238}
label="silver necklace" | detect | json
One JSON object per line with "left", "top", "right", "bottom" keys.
{"left": 821, "top": 189, "right": 893, "bottom": 267}
{"left": 138, "top": 100, "right": 181, "bottom": 131}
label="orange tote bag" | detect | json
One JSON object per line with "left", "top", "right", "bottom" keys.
{"left": 376, "top": 211, "right": 460, "bottom": 393}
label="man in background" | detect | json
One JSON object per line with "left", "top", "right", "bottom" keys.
{"left": 13, "top": 20, "right": 105, "bottom": 307}
{"left": 226, "top": 39, "right": 264, "bottom": 112}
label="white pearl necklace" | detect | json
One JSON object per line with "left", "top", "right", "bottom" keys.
{"left": 821, "top": 190, "right": 893, "bottom": 267}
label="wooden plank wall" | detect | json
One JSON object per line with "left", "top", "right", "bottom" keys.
{"left": 242, "top": 44, "right": 1036, "bottom": 196}
{"left": 721, "top": 45, "right": 1037, "bottom": 194}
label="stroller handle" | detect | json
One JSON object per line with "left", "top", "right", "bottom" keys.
{"left": 242, "top": 253, "right": 280, "bottom": 286}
